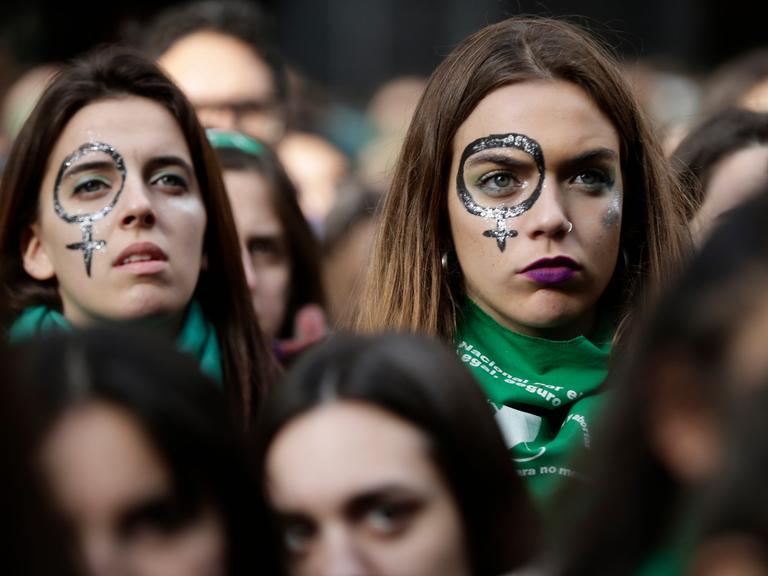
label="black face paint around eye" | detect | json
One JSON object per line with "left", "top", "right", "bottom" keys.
{"left": 53, "top": 141, "right": 127, "bottom": 277}
{"left": 456, "top": 133, "right": 545, "bottom": 252}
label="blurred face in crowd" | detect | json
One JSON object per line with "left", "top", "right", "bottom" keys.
{"left": 277, "top": 132, "right": 350, "bottom": 227}
{"left": 741, "top": 78, "right": 768, "bottom": 112}
{"left": 266, "top": 401, "right": 470, "bottom": 576}
{"left": 691, "top": 145, "right": 768, "bottom": 242}
{"left": 41, "top": 402, "right": 226, "bottom": 576}
{"left": 22, "top": 96, "right": 207, "bottom": 327}
{"left": 448, "top": 80, "right": 623, "bottom": 340}
{"left": 158, "top": 31, "right": 285, "bottom": 144}
{"left": 223, "top": 168, "right": 290, "bottom": 337}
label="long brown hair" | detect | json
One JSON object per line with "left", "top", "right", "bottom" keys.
{"left": 0, "top": 46, "right": 278, "bottom": 427}
{"left": 354, "top": 17, "right": 690, "bottom": 340}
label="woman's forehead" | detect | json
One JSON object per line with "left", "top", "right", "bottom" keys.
{"left": 48, "top": 97, "right": 191, "bottom": 170}
{"left": 452, "top": 80, "right": 620, "bottom": 162}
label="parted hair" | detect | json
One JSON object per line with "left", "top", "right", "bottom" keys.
{"left": 354, "top": 16, "right": 690, "bottom": 340}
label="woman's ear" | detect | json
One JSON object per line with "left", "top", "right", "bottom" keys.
{"left": 21, "top": 224, "right": 55, "bottom": 280}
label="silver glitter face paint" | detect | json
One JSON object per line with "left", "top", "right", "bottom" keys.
{"left": 53, "top": 141, "right": 126, "bottom": 276}
{"left": 602, "top": 187, "right": 622, "bottom": 229}
{"left": 456, "top": 133, "right": 545, "bottom": 252}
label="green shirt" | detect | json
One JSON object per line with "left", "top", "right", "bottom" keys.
{"left": 455, "top": 299, "right": 612, "bottom": 506}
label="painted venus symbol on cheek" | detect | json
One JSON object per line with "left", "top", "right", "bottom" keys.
{"left": 53, "top": 142, "right": 127, "bottom": 276}
{"left": 457, "top": 133, "right": 545, "bottom": 252}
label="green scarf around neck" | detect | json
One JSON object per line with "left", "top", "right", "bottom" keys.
{"left": 455, "top": 299, "right": 612, "bottom": 506}
{"left": 8, "top": 300, "right": 223, "bottom": 385}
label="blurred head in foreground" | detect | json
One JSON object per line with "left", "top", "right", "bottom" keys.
{"left": 8, "top": 327, "right": 274, "bottom": 576}
{"left": 254, "top": 333, "right": 538, "bottom": 576}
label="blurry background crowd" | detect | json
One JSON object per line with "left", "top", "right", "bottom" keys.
{"left": 3, "top": 0, "right": 767, "bottom": 326}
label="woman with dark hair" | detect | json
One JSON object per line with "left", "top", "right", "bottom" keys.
{"left": 672, "top": 108, "right": 768, "bottom": 242}
{"left": 207, "top": 129, "right": 327, "bottom": 363}
{"left": 0, "top": 46, "right": 278, "bottom": 427}
{"left": 254, "top": 333, "right": 538, "bottom": 576}
{"left": 354, "top": 16, "right": 690, "bottom": 504}
{"left": 557, "top": 185, "right": 768, "bottom": 574}
{"left": 8, "top": 327, "right": 277, "bottom": 576}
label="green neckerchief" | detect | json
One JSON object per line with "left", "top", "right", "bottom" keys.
{"left": 455, "top": 299, "right": 612, "bottom": 506}
{"left": 8, "top": 300, "right": 223, "bottom": 385}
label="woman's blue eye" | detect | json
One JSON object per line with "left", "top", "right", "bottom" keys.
{"left": 364, "top": 501, "right": 418, "bottom": 535}
{"left": 73, "top": 178, "right": 110, "bottom": 196}
{"left": 152, "top": 173, "right": 188, "bottom": 191}
{"left": 283, "top": 520, "right": 316, "bottom": 554}
{"left": 366, "top": 506, "right": 400, "bottom": 532}
{"left": 476, "top": 171, "right": 522, "bottom": 197}
{"left": 572, "top": 169, "right": 613, "bottom": 189}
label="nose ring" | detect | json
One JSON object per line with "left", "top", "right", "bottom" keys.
{"left": 566, "top": 221, "right": 574, "bottom": 234}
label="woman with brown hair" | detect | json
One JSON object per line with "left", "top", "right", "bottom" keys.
{"left": 355, "top": 17, "right": 690, "bottom": 506}
{"left": 207, "top": 129, "right": 327, "bottom": 364}
{"left": 0, "top": 47, "right": 278, "bottom": 428}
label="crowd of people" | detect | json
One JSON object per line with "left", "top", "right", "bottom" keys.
{"left": 2, "top": 2, "right": 768, "bottom": 575}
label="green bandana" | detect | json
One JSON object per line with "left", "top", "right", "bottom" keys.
{"left": 455, "top": 299, "right": 612, "bottom": 505}
{"left": 8, "top": 300, "right": 223, "bottom": 384}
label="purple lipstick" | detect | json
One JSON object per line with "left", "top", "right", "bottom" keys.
{"left": 521, "top": 256, "right": 581, "bottom": 286}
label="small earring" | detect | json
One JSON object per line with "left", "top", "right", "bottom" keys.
{"left": 566, "top": 221, "right": 574, "bottom": 234}
{"left": 441, "top": 251, "right": 449, "bottom": 271}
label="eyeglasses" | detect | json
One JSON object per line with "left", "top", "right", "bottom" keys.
{"left": 194, "top": 98, "right": 286, "bottom": 143}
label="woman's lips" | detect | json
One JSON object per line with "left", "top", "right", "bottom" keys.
{"left": 521, "top": 256, "right": 581, "bottom": 286}
{"left": 113, "top": 242, "right": 168, "bottom": 274}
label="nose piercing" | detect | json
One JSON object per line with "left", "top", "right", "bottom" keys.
{"left": 566, "top": 221, "right": 574, "bottom": 234}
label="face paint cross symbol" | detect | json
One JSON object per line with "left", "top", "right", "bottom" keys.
{"left": 456, "top": 133, "right": 545, "bottom": 252}
{"left": 53, "top": 141, "right": 127, "bottom": 276}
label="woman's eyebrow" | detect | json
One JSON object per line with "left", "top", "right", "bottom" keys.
{"left": 464, "top": 153, "right": 532, "bottom": 170}
{"left": 343, "top": 484, "right": 425, "bottom": 515}
{"left": 62, "top": 161, "right": 115, "bottom": 179}
{"left": 559, "top": 148, "right": 618, "bottom": 172}
{"left": 145, "top": 155, "right": 193, "bottom": 175}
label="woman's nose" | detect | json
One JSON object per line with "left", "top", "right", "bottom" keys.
{"left": 118, "top": 183, "right": 156, "bottom": 229}
{"left": 314, "top": 526, "right": 368, "bottom": 576}
{"left": 523, "top": 181, "right": 571, "bottom": 239}
{"left": 82, "top": 531, "right": 125, "bottom": 576}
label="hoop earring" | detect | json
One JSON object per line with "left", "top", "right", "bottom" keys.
{"left": 441, "top": 251, "right": 449, "bottom": 271}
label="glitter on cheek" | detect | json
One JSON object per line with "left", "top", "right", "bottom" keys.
{"left": 166, "top": 194, "right": 206, "bottom": 216}
{"left": 52, "top": 141, "right": 127, "bottom": 277}
{"left": 602, "top": 188, "right": 622, "bottom": 229}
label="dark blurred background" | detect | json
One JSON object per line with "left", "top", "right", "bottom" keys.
{"left": 0, "top": 0, "right": 763, "bottom": 100}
